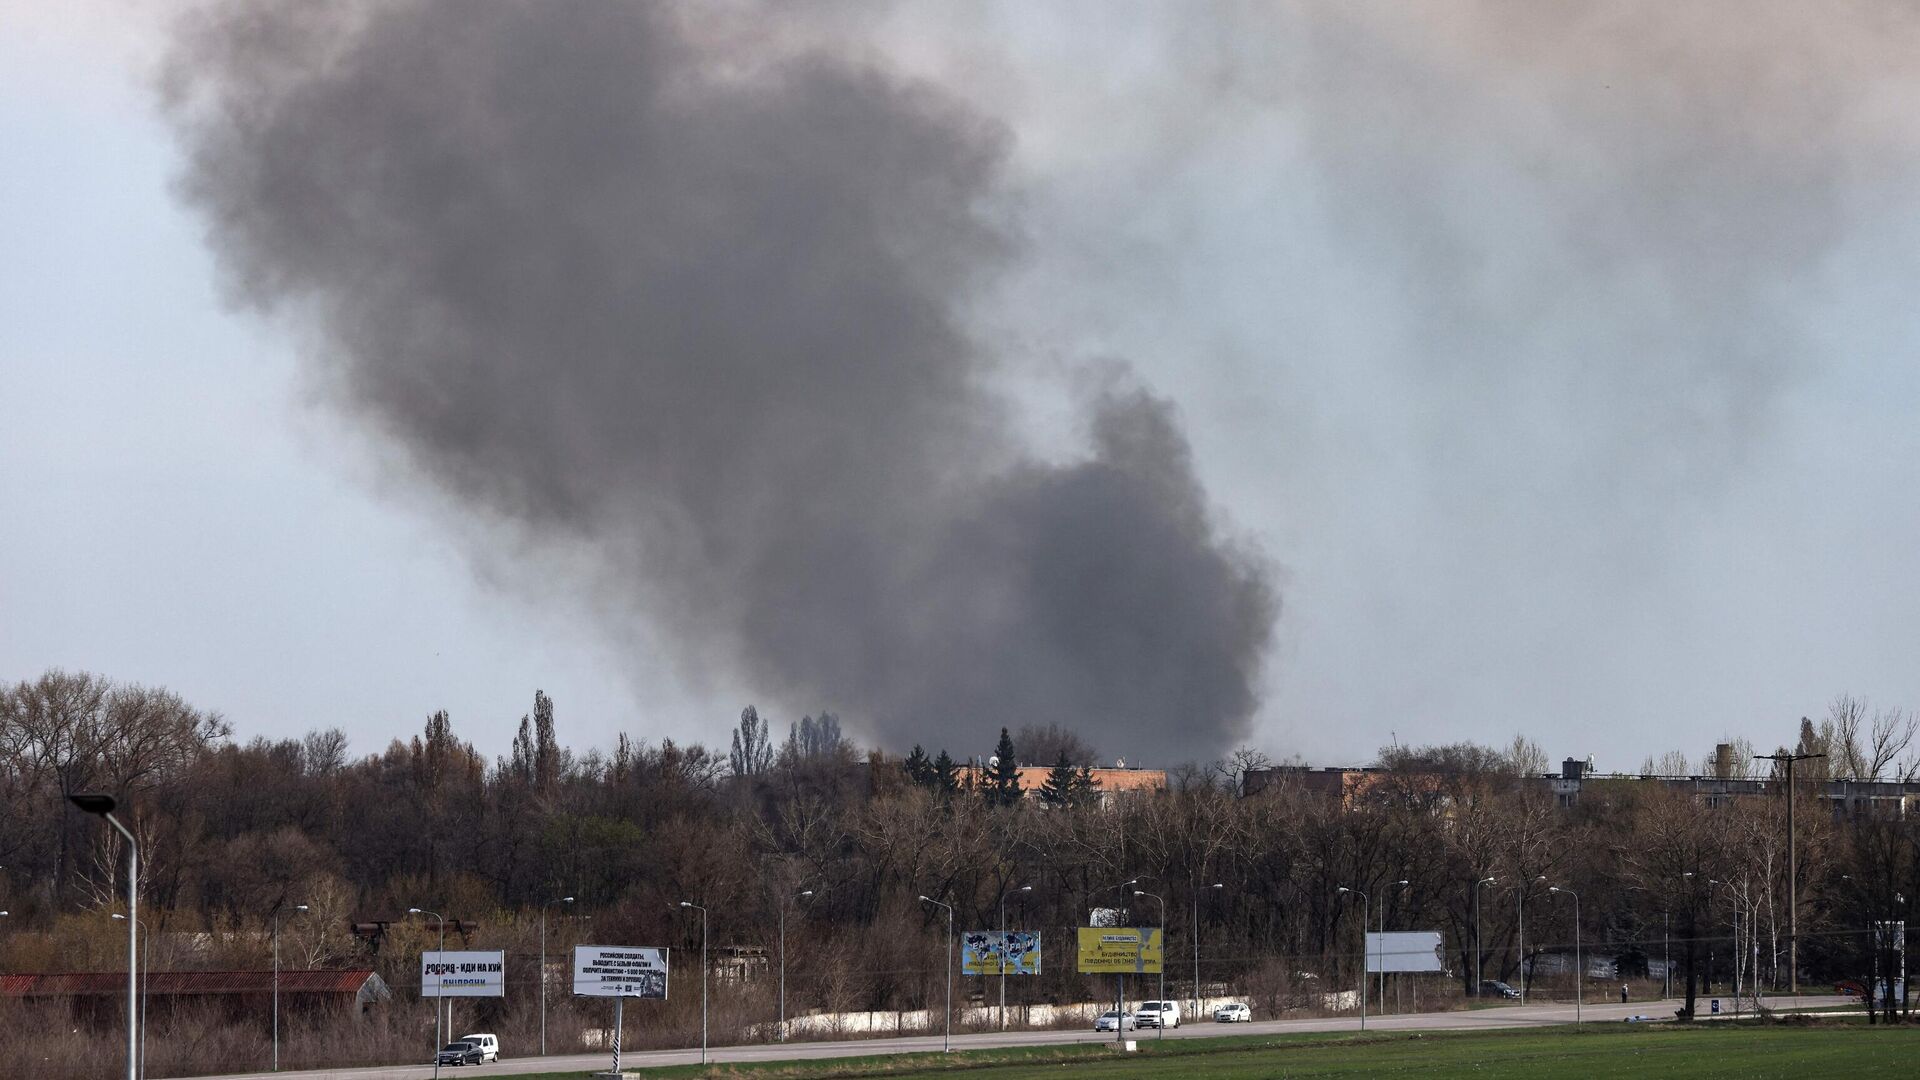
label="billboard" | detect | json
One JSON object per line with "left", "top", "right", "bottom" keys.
{"left": 1364, "top": 931, "right": 1445, "bottom": 974}
{"left": 573, "top": 945, "right": 669, "bottom": 999}
{"left": 962, "top": 931, "right": 1042, "bottom": 976}
{"left": 1077, "top": 927, "right": 1162, "bottom": 974}
{"left": 422, "top": 951, "right": 505, "bottom": 997}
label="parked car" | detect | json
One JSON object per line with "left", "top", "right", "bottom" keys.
{"left": 435, "top": 1041, "right": 483, "bottom": 1066}
{"left": 456, "top": 1033, "right": 500, "bottom": 1062}
{"left": 1214, "top": 1002, "right": 1252, "bottom": 1023}
{"left": 1093, "top": 1009, "right": 1138, "bottom": 1032}
{"left": 1133, "top": 1000, "right": 1182, "bottom": 1028}
{"left": 1478, "top": 980, "right": 1521, "bottom": 1000}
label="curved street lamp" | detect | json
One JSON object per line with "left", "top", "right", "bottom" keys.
{"left": 678, "top": 902, "right": 709, "bottom": 1064}
{"left": 539, "top": 896, "right": 574, "bottom": 1057}
{"left": 1100, "top": 878, "right": 1139, "bottom": 1044}
{"left": 1546, "top": 887, "right": 1581, "bottom": 1024}
{"left": 1132, "top": 889, "right": 1167, "bottom": 1039}
{"left": 272, "top": 902, "right": 309, "bottom": 1071}
{"left": 779, "top": 888, "right": 815, "bottom": 1039}
{"left": 917, "top": 896, "right": 955, "bottom": 1052}
{"left": 997, "top": 885, "right": 1031, "bottom": 1031}
{"left": 1336, "top": 887, "right": 1369, "bottom": 1031}
{"left": 1192, "top": 882, "right": 1223, "bottom": 1017}
{"left": 1385, "top": 879, "right": 1410, "bottom": 1010}
{"left": 407, "top": 908, "right": 446, "bottom": 1078}
{"left": 71, "top": 793, "right": 138, "bottom": 1080}
{"left": 1473, "top": 876, "right": 1498, "bottom": 998}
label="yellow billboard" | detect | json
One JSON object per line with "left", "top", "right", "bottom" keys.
{"left": 1076, "top": 927, "right": 1163, "bottom": 974}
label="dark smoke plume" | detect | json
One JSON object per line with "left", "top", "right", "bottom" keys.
{"left": 162, "top": 1, "right": 1275, "bottom": 763}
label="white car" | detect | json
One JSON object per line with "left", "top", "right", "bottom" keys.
{"left": 1093, "top": 1010, "right": 1138, "bottom": 1032}
{"left": 1214, "top": 1002, "right": 1252, "bottom": 1023}
{"left": 455, "top": 1033, "right": 500, "bottom": 1063}
{"left": 1133, "top": 1000, "right": 1182, "bottom": 1028}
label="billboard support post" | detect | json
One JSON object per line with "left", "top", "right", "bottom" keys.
{"left": 574, "top": 944, "right": 667, "bottom": 1080}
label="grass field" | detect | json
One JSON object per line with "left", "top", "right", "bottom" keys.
{"left": 530, "top": 1022, "right": 1920, "bottom": 1080}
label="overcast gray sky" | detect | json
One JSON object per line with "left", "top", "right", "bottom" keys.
{"left": 5, "top": 1, "right": 1918, "bottom": 771}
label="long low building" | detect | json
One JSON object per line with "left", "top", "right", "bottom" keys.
{"left": 0, "top": 969, "right": 390, "bottom": 1024}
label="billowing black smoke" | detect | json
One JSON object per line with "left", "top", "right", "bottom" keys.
{"left": 162, "top": 1, "right": 1275, "bottom": 763}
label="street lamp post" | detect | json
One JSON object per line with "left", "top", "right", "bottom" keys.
{"left": 1133, "top": 890, "right": 1166, "bottom": 1039}
{"left": 271, "top": 902, "right": 309, "bottom": 1071}
{"left": 539, "top": 896, "right": 573, "bottom": 1057}
{"left": 1193, "top": 882, "right": 1222, "bottom": 1017}
{"left": 1473, "top": 877, "right": 1497, "bottom": 998}
{"left": 408, "top": 908, "right": 446, "bottom": 1079}
{"left": 997, "top": 885, "right": 1030, "bottom": 1031}
{"left": 1709, "top": 879, "right": 1744, "bottom": 1015}
{"left": 1104, "top": 878, "right": 1139, "bottom": 1046}
{"left": 1336, "top": 887, "right": 1369, "bottom": 1031}
{"left": 1547, "top": 887, "right": 1581, "bottom": 1024}
{"left": 111, "top": 914, "right": 149, "bottom": 1080}
{"left": 71, "top": 793, "right": 139, "bottom": 1080}
{"left": 1386, "top": 879, "right": 1408, "bottom": 1011}
{"left": 678, "top": 902, "right": 709, "bottom": 1064}
{"left": 779, "top": 888, "right": 814, "bottom": 1038}
{"left": 917, "top": 896, "right": 954, "bottom": 1052}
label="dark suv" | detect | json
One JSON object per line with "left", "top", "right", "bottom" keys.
{"left": 435, "top": 1040, "right": 484, "bottom": 1066}
{"left": 1478, "top": 980, "right": 1521, "bottom": 999}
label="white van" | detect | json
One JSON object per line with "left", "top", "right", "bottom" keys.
{"left": 456, "top": 1033, "right": 500, "bottom": 1062}
{"left": 1133, "top": 1000, "right": 1181, "bottom": 1028}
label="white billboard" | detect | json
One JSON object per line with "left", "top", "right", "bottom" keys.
{"left": 422, "top": 950, "right": 505, "bottom": 997}
{"left": 573, "top": 945, "right": 670, "bottom": 999}
{"left": 1364, "top": 931, "right": 1445, "bottom": 974}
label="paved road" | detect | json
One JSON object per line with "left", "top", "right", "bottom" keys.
{"left": 193, "top": 995, "right": 1848, "bottom": 1079}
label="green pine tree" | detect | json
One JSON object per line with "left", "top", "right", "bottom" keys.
{"left": 904, "top": 744, "right": 934, "bottom": 787}
{"left": 932, "top": 749, "right": 959, "bottom": 798}
{"left": 1039, "top": 751, "right": 1078, "bottom": 806}
{"left": 989, "top": 727, "right": 1022, "bottom": 806}
{"left": 1071, "top": 763, "right": 1101, "bottom": 806}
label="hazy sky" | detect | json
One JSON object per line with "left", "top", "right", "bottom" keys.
{"left": 5, "top": 1, "right": 1918, "bottom": 771}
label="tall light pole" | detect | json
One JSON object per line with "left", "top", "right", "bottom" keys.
{"left": 779, "top": 888, "right": 814, "bottom": 1038}
{"left": 997, "top": 885, "right": 1030, "bottom": 1031}
{"left": 1547, "top": 887, "right": 1580, "bottom": 1024}
{"left": 539, "top": 896, "right": 573, "bottom": 1057}
{"left": 917, "top": 896, "right": 954, "bottom": 1052}
{"left": 111, "top": 914, "right": 149, "bottom": 1080}
{"left": 1709, "top": 879, "right": 1744, "bottom": 1015}
{"left": 1336, "top": 887, "right": 1369, "bottom": 1031}
{"left": 1104, "top": 878, "right": 1139, "bottom": 1046}
{"left": 1386, "top": 879, "right": 1408, "bottom": 1010}
{"left": 1192, "top": 882, "right": 1222, "bottom": 1017}
{"left": 271, "top": 901, "right": 309, "bottom": 1071}
{"left": 1473, "top": 876, "right": 1497, "bottom": 998}
{"left": 1757, "top": 747, "right": 1824, "bottom": 994}
{"left": 407, "top": 908, "right": 446, "bottom": 1079}
{"left": 1133, "top": 890, "right": 1166, "bottom": 1039}
{"left": 71, "top": 793, "right": 138, "bottom": 1080}
{"left": 678, "top": 902, "right": 709, "bottom": 1064}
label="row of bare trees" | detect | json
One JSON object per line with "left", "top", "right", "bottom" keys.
{"left": 4, "top": 670, "right": 1920, "bottom": 1075}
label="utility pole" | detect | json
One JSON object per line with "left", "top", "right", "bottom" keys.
{"left": 1757, "top": 747, "right": 1824, "bottom": 994}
